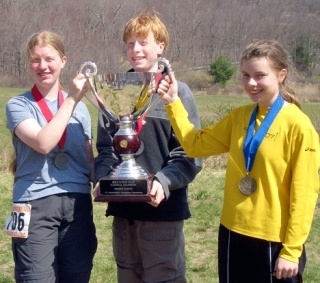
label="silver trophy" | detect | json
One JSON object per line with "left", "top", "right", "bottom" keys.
{"left": 80, "top": 58, "right": 171, "bottom": 202}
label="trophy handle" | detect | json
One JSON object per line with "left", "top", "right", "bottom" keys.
{"left": 79, "top": 62, "right": 118, "bottom": 124}
{"left": 79, "top": 58, "right": 173, "bottom": 123}
{"left": 131, "top": 57, "right": 172, "bottom": 119}
{"left": 157, "top": 57, "right": 172, "bottom": 75}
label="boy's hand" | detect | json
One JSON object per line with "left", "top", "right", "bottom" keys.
{"left": 148, "top": 179, "right": 165, "bottom": 207}
{"left": 157, "top": 72, "right": 179, "bottom": 104}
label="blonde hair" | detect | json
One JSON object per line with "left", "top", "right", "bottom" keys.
{"left": 26, "top": 31, "right": 66, "bottom": 61}
{"left": 123, "top": 12, "right": 169, "bottom": 50}
{"left": 241, "top": 40, "right": 300, "bottom": 108}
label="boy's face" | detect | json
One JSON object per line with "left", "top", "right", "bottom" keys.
{"left": 126, "top": 32, "right": 165, "bottom": 72}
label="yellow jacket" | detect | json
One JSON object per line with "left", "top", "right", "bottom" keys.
{"left": 165, "top": 98, "right": 319, "bottom": 263}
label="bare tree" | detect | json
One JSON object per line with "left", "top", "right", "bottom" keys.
{"left": 0, "top": 0, "right": 320, "bottom": 86}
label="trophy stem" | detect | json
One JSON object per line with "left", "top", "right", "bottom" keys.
{"left": 94, "top": 118, "right": 153, "bottom": 202}
{"left": 109, "top": 156, "right": 150, "bottom": 178}
{"left": 97, "top": 155, "right": 152, "bottom": 203}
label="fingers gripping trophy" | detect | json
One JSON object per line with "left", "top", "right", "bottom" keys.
{"left": 80, "top": 58, "right": 172, "bottom": 202}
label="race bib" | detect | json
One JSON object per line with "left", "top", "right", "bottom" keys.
{"left": 4, "top": 203, "right": 31, "bottom": 238}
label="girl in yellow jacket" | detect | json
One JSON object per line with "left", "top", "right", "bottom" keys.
{"left": 157, "top": 40, "right": 319, "bottom": 283}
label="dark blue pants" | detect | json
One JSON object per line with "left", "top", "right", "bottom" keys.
{"left": 218, "top": 224, "right": 305, "bottom": 283}
{"left": 12, "top": 193, "right": 97, "bottom": 283}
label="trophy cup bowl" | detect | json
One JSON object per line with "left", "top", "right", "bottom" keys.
{"left": 80, "top": 58, "right": 171, "bottom": 202}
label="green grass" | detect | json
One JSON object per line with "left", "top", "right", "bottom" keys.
{"left": 0, "top": 88, "right": 319, "bottom": 282}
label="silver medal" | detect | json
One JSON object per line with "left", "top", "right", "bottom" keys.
{"left": 53, "top": 152, "right": 70, "bottom": 170}
{"left": 239, "top": 175, "right": 257, "bottom": 195}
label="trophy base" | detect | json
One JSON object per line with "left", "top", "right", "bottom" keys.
{"left": 94, "top": 175, "right": 152, "bottom": 202}
{"left": 94, "top": 194, "right": 151, "bottom": 202}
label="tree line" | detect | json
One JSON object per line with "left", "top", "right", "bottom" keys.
{"left": 0, "top": 0, "right": 319, "bottom": 87}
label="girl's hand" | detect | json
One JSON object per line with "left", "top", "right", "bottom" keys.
{"left": 68, "top": 73, "right": 89, "bottom": 103}
{"left": 273, "top": 257, "right": 299, "bottom": 279}
{"left": 157, "top": 72, "right": 179, "bottom": 104}
{"left": 92, "top": 182, "right": 100, "bottom": 198}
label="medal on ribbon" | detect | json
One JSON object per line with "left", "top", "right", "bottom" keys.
{"left": 240, "top": 95, "right": 284, "bottom": 195}
{"left": 239, "top": 174, "right": 257, "bottom": 195}
{"left": 31, "top": 85, "right": 69, "bottom": 170}
{"left": 52, "top": 152, "right": 70, "bottom": 170}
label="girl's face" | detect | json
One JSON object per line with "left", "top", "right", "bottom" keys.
{"left": 241, "top": 57, "right": 287, "bottom": 107}
{"left": 126, "top": 32, "right": 164, "bottom": 72}
{"left": 28, "top": 44, "right": 67, "bottom": 91}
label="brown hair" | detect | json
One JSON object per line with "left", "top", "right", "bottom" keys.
{"left": 123, "top": 12, "right": 169, "bottom": 51}
{"left": 241, "top": 40, "right": 300, "bottom": 108}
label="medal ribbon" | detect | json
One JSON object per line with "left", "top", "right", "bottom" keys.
{"left": 31, "top": 85, "right": 67, "bottom": 149}
{"left": 134, "top": 73, "right": 163, "bottom": 133}
{"left": 243, "top": 94, "right": 284, "bottom": 173}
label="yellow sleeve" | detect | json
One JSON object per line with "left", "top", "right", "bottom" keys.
{"left": 165, "top": 98, "right": 231, "bottom": 157}
{"left": 279, "top": 122, "right": 320, "bottom": 262}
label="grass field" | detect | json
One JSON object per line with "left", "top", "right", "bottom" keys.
{"left": 0, "top": 88, "right": 319, "bottom": 282}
